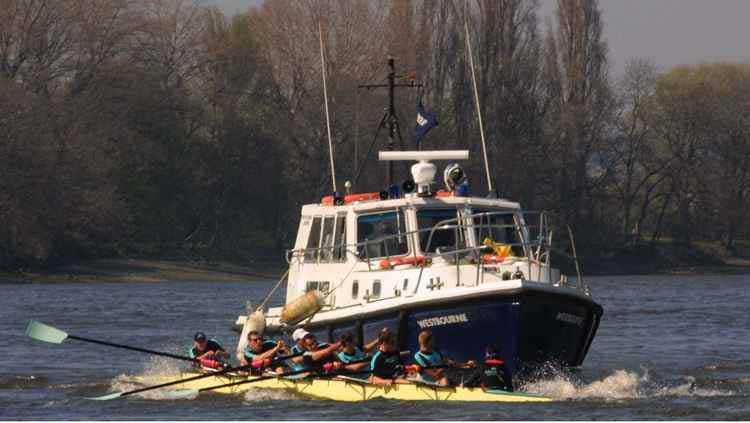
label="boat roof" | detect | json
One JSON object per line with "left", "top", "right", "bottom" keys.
{"left": 301, "top": 194, "right": 522, "bottom": 216}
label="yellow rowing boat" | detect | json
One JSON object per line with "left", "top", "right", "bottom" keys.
{"left": 135, "top": 372, "right": 552, "bottom": 403}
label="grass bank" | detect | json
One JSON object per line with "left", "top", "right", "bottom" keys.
{"left": 0, "top": 259, "right": 285, "bottom": 283}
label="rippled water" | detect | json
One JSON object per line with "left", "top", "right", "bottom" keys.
{"left": 2, "top": 274, "right": 749, "bottom": 420}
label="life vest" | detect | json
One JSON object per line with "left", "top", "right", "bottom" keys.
{"left": 199, "top": 357, "right": 226, "bottom": 370}
{"left": 485, "top": 358, "right": 505, "bottom": 366}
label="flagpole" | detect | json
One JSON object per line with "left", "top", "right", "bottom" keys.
{"left": 318, "top": 18, "right": 337, "bottom": 193}
{"left": 464, "top": 3, "right": 494, "bottom": 194}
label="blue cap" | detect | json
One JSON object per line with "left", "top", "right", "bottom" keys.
{"left": 194, "top": 332, "right": 207, "bottom": 342}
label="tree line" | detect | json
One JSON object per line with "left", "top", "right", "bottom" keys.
{"left": 1, "top": 0, "right": 748, "bottom": 270}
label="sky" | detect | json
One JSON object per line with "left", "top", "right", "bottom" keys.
{"left": 208, "top": 0, "right": 750, "bottom": 76}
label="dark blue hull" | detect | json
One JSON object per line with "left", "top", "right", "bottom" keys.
{"left": 261, "top": 287, "right": 602, "bottom": 373}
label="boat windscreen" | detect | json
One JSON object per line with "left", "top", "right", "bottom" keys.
{"left": 417, "top": 209, "right": 464, "bottom": 253}
{"left": 357, "top": 210, "right": 408, "bottom": 259}
{"left": 472, "top": 210, "right": 522, "bottom": 255}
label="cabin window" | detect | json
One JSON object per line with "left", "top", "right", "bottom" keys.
{"left": 304, "top": 217, "right": 322, "bottom": 262}
{"left": 357, "top": 210, "right": 408, "bottom": 259}
{"left": 371, "top": 280, "right": 381, "bottom": 299}
{"left": 332, "top": 215, "right": 347, "bottom": 261}
{"left": 306, "top": 281, "right": 319, "bottom": 292}
{"left": 403, "top": 278, "right": 409, "bottom": 290}
{"left": 319, "top": 281, "right": 330, "bottom": 294}
{"left": 320, "top": 217, "right": 335, "bottom": 262}
{"left": 417, "top": 209, "right": 464, "bottom": 253}
{"left": 472, "top": 210, "right": 522, "bottom": 255}
{"left": 352, "top": 280, "right": 359, "bottom": 299}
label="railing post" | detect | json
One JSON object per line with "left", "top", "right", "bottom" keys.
{"left": 567, "top": 225, "right": 583, "bottom": 289}
{"left": 365, "top": 239, "right": 372, "bottom": 272}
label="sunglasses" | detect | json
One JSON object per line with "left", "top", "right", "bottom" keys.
{"left": 249, "top": 337, "right": 262, "bottom": 342}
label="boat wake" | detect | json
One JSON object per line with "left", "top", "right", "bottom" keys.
{"left": 0, "top": 375, "right": 49, "bottom": 390}
{"left": 522, "top": 368, "right": 736, "bottom": 401}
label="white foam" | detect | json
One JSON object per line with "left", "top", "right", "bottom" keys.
{"left": 107, "top": 354, "right": 191, "bottom": 401}
{"left": 522, "top": 369, "right": 735, "bottom": 401}
{"left": 242, "top": 387, "right": 300, "bottom": 402}
{"left": 523, "top": 369, "right": 643, "bottom": 400}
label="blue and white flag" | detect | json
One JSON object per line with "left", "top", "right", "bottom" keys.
{"left": 415, "top": 100, "right": 438, "bottom": 145}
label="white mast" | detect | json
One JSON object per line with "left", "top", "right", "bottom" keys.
{"left": 318, "top": 18, "right": 337, "bottom": 192}
{"left": 464, "top": 5, "right": 494, "bottom": 193}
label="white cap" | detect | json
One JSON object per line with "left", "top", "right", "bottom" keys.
{"left": 292, "top": 328, "right": 310, "bottom": 342}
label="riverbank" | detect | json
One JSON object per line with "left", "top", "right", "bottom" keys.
{"left": 576, "top": 240, "right": 750, "bottom": 276}
{"left": 2, "top": 240, "right": 749, "bottom": 284}
{"left": 0, "top": 259, "right": 285, "bottom": 284}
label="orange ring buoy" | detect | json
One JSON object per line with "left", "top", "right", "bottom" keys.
{"left": 481, "top": 254, "right": 505, "bottom": 264}
{"left": 321, "top": 192, "right": 381, "bottom": 205}
{"left": 379, "top": 255, "right": 427, "bottom": 269}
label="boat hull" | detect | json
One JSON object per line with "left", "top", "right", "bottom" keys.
{"left": 262, "top": 286, "right": 602, "bottom": 374}
{"left": 134, "top": 372, "right": 551, "bottom": 402}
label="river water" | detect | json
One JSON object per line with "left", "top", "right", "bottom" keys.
{"left": 1, "top": 273, "right": 749, "bottom": 420}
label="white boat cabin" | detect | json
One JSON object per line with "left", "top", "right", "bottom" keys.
{"left": 283, "top": 193, "right": 561, "bottom": 311}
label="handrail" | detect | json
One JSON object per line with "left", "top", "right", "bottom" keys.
{"left": 284, "top": 209, "right": 588, "bottom": 293}
{"left": 286, "top": 210, "right": 545, "bottom": 263}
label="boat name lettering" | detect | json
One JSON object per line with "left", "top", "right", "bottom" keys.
{"left": 416, "top": 313, "right": 469, "bottom": 329}
{"left": 555, "top": 312, "right": 583, "bottom": 326}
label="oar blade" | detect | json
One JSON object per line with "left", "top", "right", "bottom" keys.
{"left": 86, "top": 392, "right": 123, "bottom": 401}
{"left": 162, "top": 389, "right": 199, "bottom": 400}
{"left": 25, "top": 320, "right": 68, "bottom": 344}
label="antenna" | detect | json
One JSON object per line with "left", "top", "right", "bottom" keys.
{"left": 357, "top": 58, "right": 423, "bottom": 188}
{"left": 318, "top": 18, "right": 337, "bottom": 193}
{"left": 464, "top": 4, "right": 494, "bottom": 194}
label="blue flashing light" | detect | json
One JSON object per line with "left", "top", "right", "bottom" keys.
{"left": 388, "top": 184, "right": 401, "bottom": 199}
{"left": 456, "top": 182, "right": 470, "bottom": 197}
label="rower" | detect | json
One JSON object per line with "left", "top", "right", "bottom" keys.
{"left": 240, "top": 331, "right": 287, "bottom": 374}
{"left": 462, "top": 344, "right": 513, "bottom": 391}
{"left": 411, "top": 330, "right": 475, "bottom": 386}
{"left": 291, "top": 328, "right": 310, "bottom": 354}
{"left": 363, "top": 327, "right": 390, "bottom": 354}
{"left": 189, "top": 332, "right": 230, "bottom": 370}
{"left": 336, "top": 332, "right": 369, "bottom": 372}
{"left": 289, "top": 332, "right": 342, "bottom": 375}
{"left": 370, "top": 331, "right": 410, "bottom": 386}
{"left": 479, "top": 344, "right": 514, "bottom": 392}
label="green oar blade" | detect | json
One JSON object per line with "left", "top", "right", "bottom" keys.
{"left": 87, "top": 392, "right": 123, "bottom": 401}
{"left": 162, "top": 389, "right": 199, "bottom": 400}
{"left": 25, "top": 320, "right": 68, "bottom": 344}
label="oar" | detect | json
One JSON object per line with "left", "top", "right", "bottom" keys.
{"left": 87, "top": 351, "right": 304, "bottom": 401}
{"left": 25, "top": 320, "right": 199, "bottom": 363}
{"left": 162, "top": 351, "right": 410, "bottom": 400}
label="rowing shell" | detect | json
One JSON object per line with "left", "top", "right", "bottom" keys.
{"left": 133, "top": 371, "right": 552, "bottom": 403}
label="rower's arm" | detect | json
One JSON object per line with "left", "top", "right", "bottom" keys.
{"left": 363, "top": 338, "right": 379, "bottom": 353}
{"left": 308, "top": 341, "right": 341, "bottom": 361}
{"left": 370, "top": 375, "right": 393, "bottom": 386}
{"left": 257, "top": 341, "right": 285, "bottom": 360}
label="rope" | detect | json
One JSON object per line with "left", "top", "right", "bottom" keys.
{"left": 256, "top": 268, "right": 290, "bottom": 313}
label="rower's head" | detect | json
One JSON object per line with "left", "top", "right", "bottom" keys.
{"left": 247, "top": 330, "right": 263, "bottom": 352}
{"left": 339, "top": 332, "right": 355, "bottom": 352}
{"left": 292, "top": 328, "right": 310, "bottom": 349}
{"left": 418, "top": 329, "right": 434, "bottom": 351}
{"left": 302, "top": 333, "right": 318, "bottom": 350}
{"left": 378, "top": 330, "right": 396, "bottom": 352}
{"left": 193, "top": 332, "right": 207, "bottom": 350}
{"left": 485, "top": 344, "right": 501, "bottom": 359}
